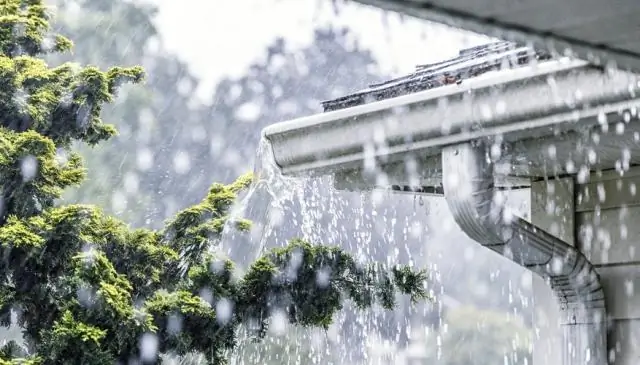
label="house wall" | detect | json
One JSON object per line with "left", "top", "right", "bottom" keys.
{"left": 530, "top": 168, "right": 640, "bottom": 365}
{"left": 576, "top": 168, "right": 640, "bottom": 365}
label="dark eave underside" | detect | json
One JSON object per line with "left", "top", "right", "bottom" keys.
{"left": 352, "top": 0, "right": 640, "bottom": 74}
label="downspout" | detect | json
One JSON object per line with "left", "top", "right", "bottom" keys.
{"left": 441, "top": 142, "right": 607, "bottom": 365}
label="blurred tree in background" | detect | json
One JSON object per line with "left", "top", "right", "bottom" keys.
{"left": 48, "top": 0, "right": 206, "bottom": 227}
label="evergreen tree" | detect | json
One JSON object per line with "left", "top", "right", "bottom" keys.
{"left": 0, "top": 1, "right": 427, "bottom": 364}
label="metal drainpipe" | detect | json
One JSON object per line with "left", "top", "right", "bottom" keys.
{"left": 441, "top": 142, "right": 607, "bottom": 365}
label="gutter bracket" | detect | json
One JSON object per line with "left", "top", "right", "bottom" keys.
{"left": 441, "top": 142, "right": 607, "bottom": 365}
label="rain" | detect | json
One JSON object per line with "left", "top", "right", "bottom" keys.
{"left": 0, "top": 0, "right": 638, "bottom": 364}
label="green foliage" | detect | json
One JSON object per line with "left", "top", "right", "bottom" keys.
{"left": 0, "top": 1, "right": 428, "bottom": 364}
{"left": 240, "top": 240, "right": 426, "bottom": 333}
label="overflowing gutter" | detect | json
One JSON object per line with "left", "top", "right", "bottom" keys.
{"left": 260, "top": 42, "right": 640, "bottom": 364}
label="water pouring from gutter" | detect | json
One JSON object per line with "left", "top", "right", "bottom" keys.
{"left": 221, "top": 135, "right": 451, "bottom": 363}
{"left": 219, "top": 137, "right": 301, "bottom": 263}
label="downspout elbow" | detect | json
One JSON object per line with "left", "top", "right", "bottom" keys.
{"left": 441, "top": 143, "right": 607, "bottom": 365}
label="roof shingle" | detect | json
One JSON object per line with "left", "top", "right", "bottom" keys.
{"left": 321, "top": 41, "right": 553, "bottom": 112}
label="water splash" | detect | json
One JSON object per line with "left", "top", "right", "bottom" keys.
{"left": 220, "top": 136, "right": 300, "bottom": 263}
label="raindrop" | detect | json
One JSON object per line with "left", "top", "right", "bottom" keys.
{"left": 55, "top": 148, "right": 68, "bottom": 165}
{"left": 625, "top": 279, "right": 634, "bottom": 297}
{"left": 167, "top": 314, "right": 182, "bottom": 335}
{"left": 139, "top": 333, "right": 159, "bottom": 362}
{"left": 622, "top": 148, "right": 631, "bottom": 169}
{"left": 111, "top": 190, "right": 127, "bottom": 212}
{"left": 234, "top": 102, "right": 261, "bottom": 122}
{"left": 210, "top": 259, "right": 226, "bottom": 274}
{"left": 173, "top": 150, "right": 191, "bottom": 174}
{"left": 216, "top": 298, "right": 234, "bottom": 325}
{"left": 138, "top": 108, "right": 155, "bottom": 128}
{"left": 587, "top": 149, "right": 597, "bottom": 164}
{"left": 550, "top": 257, "right": 564, "bottom": 274}
{"left": 463, "top": 246, "right": 474, "bottom": 262}
{"left": 446, "top": 171, "right": 460, "bottom": 191}
{"left": 491, "top": 143, "right": 502, "bottom": 159}
{"left": 363, "top": 143, "right": 376, "bottom": 173}
{"left": 269, "top": 309, "right": 288, "bottom": 336}
{"left": 597, "top": 110, "right": 607, "bottom": 125}
{"left": 373, "top": 124, "right": 386, "bottom": 145}
{"left": 210, "top": 135, "right": 224, "bottom": 156}
{"left": 620, "top": 224, "right": 628, "bottom": 240}
{"left": 123, "top": 172, "right": 139, "bottom": 195}
{"left": 76, "top": 286, "right": 95, "bottom": 308}
{"left": 520, "top": 271, "right": 532, "bottom": 291}
{"left": 597, "top": 183, "right": 606, "bottom": 202}
{"left": 574, "top": 89, "right": 583, "bottom": 101}
{"left": 577, "top": 166, "right": 589, "bottom": 183}
{"left": 136, "top": 148, "right": 154, "bottom": 171}
{"left": 20, "top": 155, "right": 37, "bottom": 181}
{"left": 565, "top": 160, "right": 576, "bottom": 173}
{"left": 480, "top": 104, "right": 493, "bottom": 120}
{"left": 199, "top": 288, "right": 213, "bottom": 306}
{"left": 316, "top": 268, "right": 331, "bottom": 288}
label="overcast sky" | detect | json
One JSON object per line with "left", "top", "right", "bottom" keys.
{"left": 148, "top": 0, "right": 492, "bottom": 97}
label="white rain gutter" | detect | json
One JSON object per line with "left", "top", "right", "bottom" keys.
{"left": 263, "top": 59, "right": 639, "bottom": 178}
{"left": 262, "top": 59, "right": 640, "bottom": 365}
